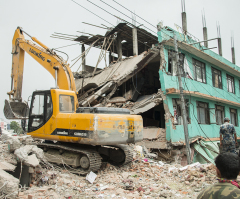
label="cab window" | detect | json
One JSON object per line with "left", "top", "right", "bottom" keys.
{"left": 46, "top": 94, "right": 53, "bottom": 119}
{"left": 59, "top": 95, "right": 74, "bottom": 113}
{"left": 30, "top": 94, "right": 44, "bottom": 127}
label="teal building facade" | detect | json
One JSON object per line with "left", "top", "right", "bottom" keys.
{"left": 157, "top": 26, "right": 240, "bottom": 162}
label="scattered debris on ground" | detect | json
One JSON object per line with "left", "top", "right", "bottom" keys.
{"left": 0, "top": 130, "right": 230, "bottom": 199}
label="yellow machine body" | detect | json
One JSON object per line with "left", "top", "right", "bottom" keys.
{"left": 27, "top": 89, "right": 143, "bottom": 145}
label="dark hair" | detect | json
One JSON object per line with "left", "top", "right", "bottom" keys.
{"left": 215, "top": 152, "right": 240, "bottom": 179}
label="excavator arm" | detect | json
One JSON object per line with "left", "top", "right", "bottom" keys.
{"left": 4, "top": 27, "right": 77, "bottom": 119}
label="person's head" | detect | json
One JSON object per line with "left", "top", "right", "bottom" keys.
{"left": 224, "top": 117, "right": 230, "bottom": 123}
{"left": 215, "top": 152, "right": 240, "bottom": 179}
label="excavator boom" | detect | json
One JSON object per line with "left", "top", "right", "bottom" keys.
{"left": 4, "top": 27, "right": 76, "bottom": 119}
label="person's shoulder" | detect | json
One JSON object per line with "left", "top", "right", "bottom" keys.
{"left": 197, "top": 183, "right": 240, "bottom": 199}
{"left": 197, "top": 184, "right": 217, "bottom": 199}
{"left": 221, "top": 183, "right": 240, "bottom": 197}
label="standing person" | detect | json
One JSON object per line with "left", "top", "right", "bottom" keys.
{"left": 220, "top": 117, "right": 238, "bottom": 154}
{"left": 197, "top": 152, "right": 240, "bottom": 199}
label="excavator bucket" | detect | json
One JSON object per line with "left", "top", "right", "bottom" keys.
{"left": 4, "top": 100, "right": 29, "bottom": 119}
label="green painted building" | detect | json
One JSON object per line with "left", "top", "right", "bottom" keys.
{"left": 157, "top": 26, "right": 240, "bottom": 163}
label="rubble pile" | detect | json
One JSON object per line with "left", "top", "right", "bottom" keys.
{"left": 13, "top": 156, "right": 218, "bottom": 199}
{"left": 0, "top": 131, "right": 222, "bottom": 199}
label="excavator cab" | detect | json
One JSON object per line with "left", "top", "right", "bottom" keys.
{"left": 28, "top": 90, "right": 53, "bottom": 132}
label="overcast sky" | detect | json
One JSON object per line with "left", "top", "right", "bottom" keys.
{"left": 1, "top": 0, "right": 240, "bottom": 121}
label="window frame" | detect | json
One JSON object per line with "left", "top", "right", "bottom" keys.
{"left": 212, "top": 67, "right": 222, "bottom": 89}
{"left": 168, "top": 50, "right": 185, "bottom": 76}
{"left": 197, "top": 101, "right": 210, "bottom": 124}
{"left": 230, "top": 108, "right": 238, "bottom": 126}
{"left": 239, "top": 80, "right": 240, "bottom": 94}
{"left": 193, "top": 58, "right": 206, "bottom": 83}
{"left": 172, "top": 98, "right": 190, "bottom": 125}
{"left": 215, "top": 105, "right": 224, "bottom": 125}
{"left": 59, "top": 95, "right": 75, "bottom": 113}
{"left": 227, "top": 74, "right": 235, "bottom": 93}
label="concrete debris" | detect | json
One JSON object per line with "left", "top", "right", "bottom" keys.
{"left": 0, "top": 131, "right": 223, "bottom": 199}
{"left": 142, "top": 145, "right": 158, "bottom": 159}
{"left": 25, "top": 154, "right": 39, "bottom": 167}
{"left": 14, "top": 145, "right": 45, "bottom": 164}
{"left": 74, "top": 49, "right": 167, "bottom": 150}
{"left": 2, "top": 131, "right": 21, "bottom": 152}
{"left": 2, "top": 131, "right": 34, "bottom": 152}
{"left": 0, "top": 169, "right": 19, "bottom": 198}
{"left": 0, "top": 161, "right": 16, "bottom": 171}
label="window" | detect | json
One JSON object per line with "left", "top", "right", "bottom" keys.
{"left": 227, "top": 74, "right": 235, "bottom": 93}
{"left": 168, "top": 51, "right": 177, "bottom": 75}
{"left": 46, "top": 94, "right": 53, "bottom": 119}
{"left": 197, "top": 101, "right": 210, "bottom": 124}
{"left": 59, "top": 95, "right": 75, "bottom": 113}
{"left": 30, "top": 94, "right": 44, "bottom": 127}
{"left": 230, "top": 108, "right": 238, "bottom": 126}
{"left": 193, "top": 59, "right": 206, "bottom": 83}
{"left": 168, "top": 51, "right": 185, "bottom": 76}
{"left": 172, "top": 98, "right": 189, "bottom": 125}
{"left": 239, "top": 80, "right": 240, "bottom": 93}
{"left": 212, "top": 67, "right": 222, "bottom": 89}
{"left": 215, "top": 105, "right": 224, "bottom": 125}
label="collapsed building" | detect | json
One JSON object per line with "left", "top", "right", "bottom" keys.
{"left": 72, "top": 23, "right": 169, "bottom": 152}
{"left": 53, "top": 17, "right": 240, "bottom": 165}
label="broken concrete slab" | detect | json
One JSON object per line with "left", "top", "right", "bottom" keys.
{"left": 141, "top": 140, "right": 170, "bottom": 149}
{"left": 0, "top": 161, "right": 16, "bottom": 171}
{"left": 143, "top": 128, "right": 162, "bottom": 140}
{"left": 108, "top": 97, "right": 127, "bottom": 103}
{"left": 129, "top": 91, "right": 162, "bottom": 114}
{"left": 76, "top": 50, "right": 159, "bottom": 89}
{"left": 76, "top": 49, "right": 159, "bottom": 106}
{"left": 25, "top": 154, "right": 39, "bottom": 167}
{"left": 2, "top": 131, "right": 21, "bottom": 152}
{"left": 0, "top": 168, "right": 19, "bottom": 198}
{"left": 81, "top": 81, "right": 115, "bottom": 107}
{"left": 14, "top": 145, "right": 45, "bottom": 163}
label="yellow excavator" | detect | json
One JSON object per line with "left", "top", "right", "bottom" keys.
{"left": 4, "top": 27, "right": 143, "bottom": 174}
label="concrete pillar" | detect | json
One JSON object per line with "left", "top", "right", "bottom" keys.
{"left": 109, "top": 50, "right": 112, "bottom": 64}
{"left": 112, "top": 39, "right": 115, "bottom": 62}
{"left": 144, "top": 43, "right": 148, "bottom": 51}
{"left": 81, "top": 44, "right": 86, "bottom": 71}
{"left": 181, "top": 12, "right": 187, "bottom": 34}
{"left": 203, "top": 27, "right": 208, "bottom": 48}
{"left": 117, "top": 33, "right": 122, "bottom": 61}
{"left": 132, "top": 27, "right": 138, "bottom": 56}
{"left": 218, "top": 38, "right": 222, "bottom": 56}
{"left": 232, "top": 47, "right": 236, "bottom": 64}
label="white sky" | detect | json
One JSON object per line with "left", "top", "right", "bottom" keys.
{"left": 1, "top": 0, "right": 240, "bottom": 121}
